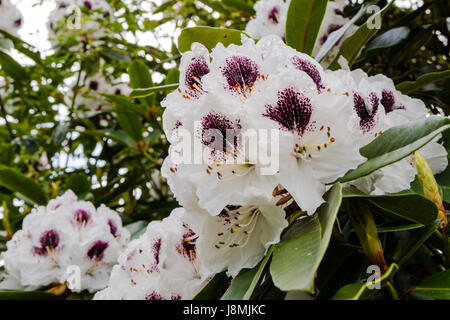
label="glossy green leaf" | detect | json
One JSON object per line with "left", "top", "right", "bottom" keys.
{"left": 194, "top": 272, "right": 230, "bottom": 300}
{"left": 270, "top": 183, "right": 342, "bottom": 292}
{"left": 396, "top": 70, "right": 450, "bottom": 95}
{"left": 178, "top": 27, "right": 246, "bottom": 53}
{"left": 337, "top": 117, "right": 450, "bottom": 183}
{"left": 129, "top": 83, "right": 179, "bottom": 98}
{"left": 222, "top": 246, "right": 274, "bottom": 300}
{"left": 129, "top": 60, "right": 153, "bottom": 89}
{"left": 332, "top": 264, "right": 399, "bottom": 300}
{"left": 411, "top": 270, "right": 450, "bottom": 299}
{"left": 100, "top": 48, "right": 131, "bottom": 63}
{"left": 366, "top": 26, "right": 410, "bottom": 50}
{"left": 285, "top": 0, "right": 328, "bottom": 55}
{"left": 0, "top": 51, "right": 28, "bottom": 81}
{"left": 82, "top": 129, "right": 137, "bottom": 148}
{"left": 328, "top": 1, "right": 393, "bottom": 69}
{"left": 343, "top": 187, "right": 438, "bottom": 225}
{"left": 65, "top": 173, "right": 91, "bottom": 196}
{"left": 104, "top": 94, "right": 147, "bottom": 117}
{"left": 0, "top": 165, "right": 47, "bottom": 205}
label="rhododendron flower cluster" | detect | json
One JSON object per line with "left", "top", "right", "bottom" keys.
{"left": 245, "top": 0, "right": 356, "bottom": 66}
{"left": 0, "top": 0, "right": 23, "bottom": 36}
{"left": 0, "top": 190, "right": 130, "bottom": 293}
{"left": 94, "top": 208, "right": 212, "bottom": 300}
{"left": 47, "top": 0, "right": 113, "bottom": 45}
{"left": 157, "top": 35, "right": 448, "bottom": 282}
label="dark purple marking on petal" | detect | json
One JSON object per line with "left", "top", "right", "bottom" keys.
{"left": 83, "top": 1, "right": 92, "bottom": 10}
{"left": 185, "top": 57, "right": 209, "bottom": 97}
{"left": 334, "top": 8, "right": 346, "bottom": 17}
{"left": 353, "top": 92, "right": 379, "bottom": 132}
{"left": 33, "top": 229, "right": 60, "bottom": 256}
{"left": 263, "top": 87, "right": 312, "bottom": 134}
{"left": 171, "top": 295, "right": 182, "bottom": 300}
{"left": 146, "top": 291, "right": 162, "bottom": 300}
{"left": 87, "top": 240, "right": 108, "bottom": 261}
{"left": 114, "top": 88, "right": 122, "bottom": 95}
{"left": 381, "top": 89, "right": 405, "bottom": 113}
{"left": 201, "top": 112, "right": 241, "bottom": 157}
{"left": 291, "top": 56, "right": 325, "bottom": 91}
{"left": 108, "top": 219, "right": 118, "bottom": 237}
{"left": 319, "top": 24, "right": 343, "bottom": 45}
{"left": 153, "top": 238, "right": 162, "bottom": 265}
{"left": 221, "top": 56, "right": 259, "bottom": 94}
{"left": 268, "top": 6, "right": 280, "bottom": 24}
{"left": 174, "top": 120, "right": 183, "bottom": 130}
{"left": 14, "top": 19, "right": 22, "bottom": 27}
{"left": 74, "top": 209, "right": 90, "bottom": 225}
{"left": 89, "top": 80, "right": 99, "bottom": 91}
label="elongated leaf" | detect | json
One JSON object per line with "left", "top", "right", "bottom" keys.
{"left": 178, "top": 27, "right": 245, "bottom": 53}
{"left": 328, "top": 1, "right": 393, "bottom": 69}
{"left": 393, "top": 219, "right": 442, "bottom": 266}
{"left": 130, "top": 84, "right": 179, "bottom": 98}
{"left": 100, "top": 48, "right": 131, "bottom": 63}
{"left": 222, "top": 247, "right": 274, "bottom": 300}
{"left": 81, "top": 129, "right": 137, "bottom": 148}
{"left": 411, "top": 270, "right": 450, "bottom": 299}
{"left": 129, "top": 60, "right": 153, "bottom": 89}
{"left": 285, "top": 0, "right": 328, "bottom": 55}
{"left": 194, "top": 272, "right": 230, "bottom": 300}
{"left": 396, "top": 70, "right": 450, "bottom": 95}
{"left": 343, "top": 187, "right": 438, "bottom": 225}
{"left": 332, "top": 264, "right": 398, "bottom": 300}
{"left": 104, "top": 94, "right": 147, "bottom": 117}
{"left": 0, "top": 165, "right": 47, "bottom": 205}
{"left": 0, "top": 51, "right": 28, "bottom": 81}
{"left": 365, "top": 26, "right": 410, "bottom": 50}
{"left": 270, "top": 183, "right": 342, "bottom": 292}
{"left": 337, "top": 117, "right": 450, "bottom": 183}
{"left": 65, "top": 173, "right": 91, "bottom": 196}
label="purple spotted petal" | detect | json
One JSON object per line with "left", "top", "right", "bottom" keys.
{"left": 74, "top": 209, "right": 90, "bottom": 225}
{"left": 291, "top": 56, "right": 325, "bottom": 91}
{"left": 87, "top": 240, "right": 108, "bottom": 261}
{"left": 146, "top": 291, "right": 162, "bottom": 300}
{"left": 381, "top": 89, "right": 405, "bottom": 113}
{"left": 201, "top": 112, "right": 241, "bottom": 157}
{"left": 221, "top": 56, "right": 259, "bottom": 94}
{"left": 108, "top": 219, "right": 118, "bottom": 237}
{"left": 185, "top": 57, "right": 210, "bottom": 97}
{"left": 268, "top": 6, "right": 280, "bottom": 24}
{"left": 263, "top": 87, "right": 312, "bottom": 134}
{"left": 353, "top": 92, "right": 379, "bottom": 132}
{"left": 33, "top": 229, "right": 60, "bottom": 256}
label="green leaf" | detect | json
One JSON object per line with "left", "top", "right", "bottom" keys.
{"left": 332, "top": 264, "right": 399, "bottom": 300}
{"left": 328, "top": 1, "right": 393, "bottom": 69}
{"left": 285, "top": 0, "right": 328, "bottom": 55}
{"left": 337, "top": 117, "right": 450, "bottom": 183}
{"left": 194, "top": 272, "right": 230, "bottom": 300}
{"left": 222, "top": 0, "right": 255, "bottom": 15}
{"left": 393, "top": 219, "right": 442, "bottom": 266}
{"left": 129, "top": 59, "right": 153, "bottom": 89}
{"left": 270, "top": 183, "right": 342, "bottom": 292}
{"left": 0, "top": 51, "right": 28, "bottom": 81}
{"left": 365, "top": 26, "right": 410, "bottom": 50}
{"left": 178, "top": 27, "right": 246, "bottom": 53}
{"left": 100, "top": 48, "right": 131, "bottom": 63}
{"left": 65, "top": 173, "right": 91, "bottom": 196}
{"left": 81, "top": 129, "right": 137, "bottom": 148}
{"left": 343, "top": 188, "right": 438, "bottom": 225}
{"left": 0, "top": 290, "right": 62, "bottom": 300}
{"left": 396, "top": 70, "right": 450, "bottom": 95}
{"left": 222, "top": 246, "right": 274, "bottom": 300}
{"left": 0, "top": 165, "right": 47, "bottom": 205}
{"left": 104, "top": 94, "right": 147, "bottom": 117}
{"left": 411, "top": 270, "right": 450, "bottom": 299}
{"left": 129, "top": 83, "right": 179, "bottom": 99}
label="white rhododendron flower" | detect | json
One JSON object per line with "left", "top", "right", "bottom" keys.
{"left": 0, "top": 190, "right": 130, "bottom": 293}
{"left": 245, "top": 0, "right": 355, "bottom": 66}
{"left": 72, "top": 72, "right": 131, "bottom": 114}
{"left": 94, "top": 208, "right": 212, "bottom": 300}
{"left": 163, "top": 36, "right": 365, "bottom": 216}
{"left": 47, "top": 0, "right": 113, "bottom": 45}
{"left": 0, "top": 0, "right": 23, "bottom": 36}
{"left": 326, "top": 69, "right": 448, "bottom": 195}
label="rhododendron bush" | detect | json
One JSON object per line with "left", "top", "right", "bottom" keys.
{"left": 0, "top": 0, "right": 448, "bottom": 301}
